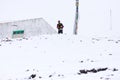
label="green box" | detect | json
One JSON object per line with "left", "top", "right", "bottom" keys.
{"left": 13, "top": 30, "right": 24, "bottom": 35}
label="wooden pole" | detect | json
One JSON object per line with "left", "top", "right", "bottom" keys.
{"left": 74, "top": 0, "right": 79, "bottom": 35}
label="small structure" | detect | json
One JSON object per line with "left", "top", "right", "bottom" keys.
{"left": 0, "top": 18, "right": 57, "bottom": 39}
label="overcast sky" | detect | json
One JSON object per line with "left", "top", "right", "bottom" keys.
{"left": 0, "top": 0, "right": 120, "bottom": 35}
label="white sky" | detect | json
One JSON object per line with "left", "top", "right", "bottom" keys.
{"left": 0, "top": 0, "right": 120, "bottom": 35}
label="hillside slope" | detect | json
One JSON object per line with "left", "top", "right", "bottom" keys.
{"left": 0, "top": 34, "right": 120, "bottom": 80}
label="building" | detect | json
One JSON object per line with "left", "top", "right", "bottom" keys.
{"left": 0, "top": 18, "right": 57, "bottom": 39}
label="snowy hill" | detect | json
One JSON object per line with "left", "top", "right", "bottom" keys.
{"left": 0, "top": 0, "right": 120, "bottom": 79}
{"left": 0, "top": 34, "right": 120, "bottom": 80}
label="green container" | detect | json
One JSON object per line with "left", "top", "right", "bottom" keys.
{"left": 13, "top": 30, "right": 24, "bottom": 35}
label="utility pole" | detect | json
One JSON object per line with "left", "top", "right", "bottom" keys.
{"left": 110, "top": 8, "right": 112, "bottom": 30}
{"left": 73, "top": 0, "right": 79, "bottom": 35}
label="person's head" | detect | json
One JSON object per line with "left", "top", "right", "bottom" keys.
{"left": 58, "top": 20, "right": 60, "bottom": 23}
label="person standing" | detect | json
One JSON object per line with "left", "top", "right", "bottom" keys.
{"left": 57, "top": 20, "right": 64, "bottom": 34}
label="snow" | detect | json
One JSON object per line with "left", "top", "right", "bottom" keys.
{"left": 0, "top": 0, "right": 120, "bottom": 80}
{"left": 0, "top": 34, "right": 120, "bottom": 80}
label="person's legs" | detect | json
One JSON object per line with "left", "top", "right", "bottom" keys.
{"left": 59, "top": 30, "right": 63, "bottom": 34}
{"left": 61, "top": 30, "right": 63, "bottom": 34}
{"left": 58, "top": 30, "right": 61, "bottom": 34}
{"left": 58, "top": 29, "right": 63, "bottom": 34}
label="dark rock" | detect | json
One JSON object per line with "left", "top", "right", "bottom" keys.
{"left": 33, "top": 69, "right": 35, "bottom": 71}
{"left": 49, "top": 75, "right": 52, "bottom": 78}
{"left": 45, "top": 38, "right": 48, "bottom": 39}
{"left": 80, "top": 40, "right": 82, "bottom": 42}
{"left": 97, "top": 68, "right": 102, "bottom": 72}
{"left": 23, "top": 37, "right": 28, "bottom": 40}
{"left": 113, "top": 68, "right": 118, "bottom": 71}
{"left": 100, "top": 77, "right": 103, "bottom": 79}
{"left": 109, "top": 54, "right": 112, "bottom": 55}
{"left": 111, "top": 74, "right": 114, "bottom": 76}
{"left": 96, "top": 39, "right": 100, "bottom": 41}
{"left": 108, "top": 39, "right": 114, "bottom": 42}
{"left": 62, "top": 60, "right": 65, "bottom": 63}
{"left": 58, "top": 74, "right": 60, "bottom": 77}
{"left": 29, "top": 74, "right": 36, "bottom": 79}
{"left": 39, "top": 76, "right": 42, "bottom": 79}
{"left": 26, "top": 69, "right": 29, "bottom": 72}
{"left": 80, "top": 70, "right": 88, "bottom": 74}
{"left": 87, "top": 59, "right": 90, "bottom": 61}
{"left": 115, "top": 41, "right": 119, "bottom": 43}
{"left": 101, "top": 67, "right": 108, "bottom": 71}
{"left": 17, "top": 39, "right": 22, "bottom": 41}
{"left": 97, "top": 68, "right": 108, "bottom": 72}
{"left": 5, "top": 38, "right": 12, "bottom": 42}
{"left": 118, "top": 40, "right": 120, "bottom": 42}
{"left": 61, "top": 74, "right": 64, "bottom": 77}
{"left": 58, "top": 74, "right": 64, "bottom": 77}
{"left": 78, "top": 67, "right": 108, "bottom": 75}
{"left": 86, "top": 70, "right": 91, "bottom": 72}
{"left": 90, "top": 68, "right": 97, "bottom": 73}
{"left": 105, "top": 78, "right": 110, "bottom": 80}
{"left": 91, "top": 60, "right": 94, "bottom": 62}
{"left": 80, "top": 61, "right": 83, "bottom": 63}
{"left": 77, "top": 72, "right": 81, "bottom": 75}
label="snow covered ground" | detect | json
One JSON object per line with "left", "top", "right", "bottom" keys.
{"left": 0, "top": 34, "right": 120, "bottom": 80}
{"left": 1, "top": 0, "right": 120, "bottom": 35}
{"left": 0, "top": 0, "right": 120, "bottom": 80}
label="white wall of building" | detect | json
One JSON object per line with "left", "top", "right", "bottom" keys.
{"left": 0, "top": 18, "right": 57, "bottom": 39}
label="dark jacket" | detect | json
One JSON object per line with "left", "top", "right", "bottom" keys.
{"left": 57, "top": 23, "right": 64, "bottom": 30}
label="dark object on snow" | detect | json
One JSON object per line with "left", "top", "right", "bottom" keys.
{"left": 80, "top": 61, "right": 83, "bottom": 63}
{"left": 97, "top": 68, "right": 108, "bottom": 72}
{"left": 80, "top": 40, "right": 82, "bottom": 42}
{"left": 49, "top": 75, "right": 52, "bottom": 78}
{"left": 39, "top": 76, "right": 42, "bottom": 79}
{"left": 90, "top": 68, "right": 97, "bottom": 73}
{"left": 6, "top": 38, "right": 12, "bottom": 42}
{"left": 29, "top": 74, "right": 36, "bottom": 79}
{"left": 78, "top": 67, "right": 108, "bottom": 75}
{"left": 62, "top": 60, "right": 65, "bottom": 63}
{"left": 105, "top": 78, "right": 110, "bottom": 80}
{"left": 57, "top": 20, "right": 64, "bottom": 34}
{"left": 100, "top": 77, "right": 104, "bottom": 79}
{"left": 109, "top": 54, "right": 112, "bottom": 55}
{"left": 91, "top": 60, "right": 94, "bottom": 62}
{"left": 113, "top": 68, "right": 118, "bottom": 71}
{"left": 58, "top": 74, "right": 64, "bottom": 77}
{"left": 58, "top": 74, "right": 60, "bottom": 77}
{"left": 26, "top": 69, "right": 29, "bottom": 72}
{"left": 77, "top": 72, "right": 81, "bottom": 75}
{"left": 115, "top": 41, "right": 119, "bottom": 43}
{"left": 79, "top": 70, "right": 88, "bottom": 74}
